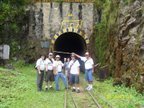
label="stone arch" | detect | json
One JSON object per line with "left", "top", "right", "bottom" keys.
{"left": 51, "top": 27, "right": 89, "bottom": 45}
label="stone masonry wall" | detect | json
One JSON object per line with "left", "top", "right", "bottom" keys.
{"left": 29, "top": 2, "right": 94, "bottom": 41}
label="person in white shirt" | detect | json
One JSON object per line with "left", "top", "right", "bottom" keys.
{"left": 68, "top": 53, "right": 80, "bottom": 93}
{"left": 35, "top": 55, "right": 45, "bottom": 91}
{"left": 44, "top": 53, "right": 55, "bottom": 91}
{"left": 53, "top": 55, "right": 67, "bottom": 91}
{"left": 74, "top": 52, "right": 94, "bottom": 91}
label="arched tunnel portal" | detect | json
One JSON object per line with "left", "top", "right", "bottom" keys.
{"left": 54, "top": 32, "right": 87, "bottom": 60}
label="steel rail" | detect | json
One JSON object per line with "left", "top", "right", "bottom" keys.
{"left": 69, "top": 91, "right": 79, "bottom": 108}
{"left": 64, "top": 90, "right": 67, "bottom": 108}
{"left": 87, "top": 90, "right": 102, "bottom": 108}
{"left": 92, "top": 89, "right": 113, "bottom": 108}
{"left": 80, "top": 76, "right": 102, "bottom": 108}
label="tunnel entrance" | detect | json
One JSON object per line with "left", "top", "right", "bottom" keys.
{"left": 54, "top": 32, "right": 86, "bottom": 60}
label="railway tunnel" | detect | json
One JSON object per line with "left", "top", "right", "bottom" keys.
{"left": 54, "top": 32, "right": 86, "bottom": 60}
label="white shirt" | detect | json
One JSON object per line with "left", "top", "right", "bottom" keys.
{"left": 36, "top": 58, "right": 45, "bottom": 71}
{"left": 68, "top": 60, "right": 80, "bottom": 74}
{"left": 44, "top": 58, "right": 54, "bottom": 70}
{"left": 80, "top": 57, "right": 94, "bottom": 70}
{"left": 53, "top": 60, "right": 64, "bottom": 72}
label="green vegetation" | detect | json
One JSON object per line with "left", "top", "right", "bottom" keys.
{"left": 0, "top": 0, "right": 143, "bottom": 107}
{"left": 94, "top": 0, "right": 119, "bottom": 66}
{"left": 0, "top": 62, "right": 143, "bottom": 108}
{"left": 0, "top": 0, "right": 30, "bottom": 57}
{"left": 93, "top": 80, "right": 144, "bottom": 108}
{"left": 0, "top": 62, "right": 65, "bottom": 108}
{"left": 94, "top": 0, "right": 144, "bottom": 92}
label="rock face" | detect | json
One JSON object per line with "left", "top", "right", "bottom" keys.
{"left": 109, "top": 0, "right": 144, "bottom": 92}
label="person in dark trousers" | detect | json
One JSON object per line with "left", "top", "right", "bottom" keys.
{"left": 74, "top": 52, "right": 94, "bottom": 91}
{"left": 35, "top": 55, "right": 45, "bottom": 91}
{"left": 44, "top": 53, "right": 55, "bottom": 91}
{"left": 64, "top": 58, "right": 70, "bottom": 83}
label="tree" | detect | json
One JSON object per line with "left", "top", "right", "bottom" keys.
{"left": 0, "top": 0, "right": 30, "bottom": 57}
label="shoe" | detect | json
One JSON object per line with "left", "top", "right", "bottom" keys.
{"left": 45, "top": 87, "right": 48, "bottom": 91}
{"left": 85, "top": 86, "right": 90, "bottom": 90}
{"left": 76, "top": 89, "right": 80, "bottom": 93}
{"left": 38, "top": 89, "right": 42, "bottom": 92}
{"left": 87, "top": 87, "right": 92, "bottom": 91}
{"left": 38, "top": 88, "right": 42, "bottom": 92}
{"left": 65, "top": 87, "right": 69, "bottom": 90}
{"left": 49, "top": 85, "right": 52, "bottom": 88}
{"left": 72, "top": 88, "right": 76, "bottom": 92}
{"left": 49, "top": 86, "right": 53, "bottom": 89}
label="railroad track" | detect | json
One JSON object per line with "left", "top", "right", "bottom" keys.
{"left": 81, "top": 76, "right": 113, "bottom": 108}
{"left": 64, "top": 89, "right": 101, "bottom": 108}
{"left": 85, "top": 88, "right": 113, "bottom": 108}
{"left": 86, "top": 90, "right": 102, "bottom": 108}
{"left": 64, "top": 82, "right": 102, "bottom": 108}
{"left": 64, "top": 89, "right": 78, "bottom": 108}
{"left": 80, "top": 76, "right": 102, "bottom": 108}
{"left": 91, "top": 88, "right": 113, "bottom": 108}
{"left": 64, "top": 90, "right": 67, "bottom": 108}
{"left": 64, "top": 76, "right": 113, "bottom": 108}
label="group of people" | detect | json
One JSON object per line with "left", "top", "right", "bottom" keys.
{"left": 35, "top": 52, "right": 94, "bottom": 93}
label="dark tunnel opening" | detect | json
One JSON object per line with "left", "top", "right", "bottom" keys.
{"left": 54, "top": 32, "right": 86, "bottom": 60}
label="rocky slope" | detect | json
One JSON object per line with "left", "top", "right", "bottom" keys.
{"left": 108, "top": 0, "right": 144, "bottom": 93}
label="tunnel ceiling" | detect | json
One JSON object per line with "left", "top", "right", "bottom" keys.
{"left": 54, "top": 32, "right": 86, "bottom": 58}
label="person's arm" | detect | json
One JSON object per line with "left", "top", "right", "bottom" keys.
{"left": 91, "top": 59, "right": 94, "bottom": 73}
{"left": 73, "top": 53, "right": 86, "bottom": 62}
{"left": 45, "top": 64, "right": 48, "bottom": 71}
{"left": 37, "top": 66, "right": 41, "bottom": 74}
{"left": 53, "top": 67, "right": 57, "bottom": 75}
{"left": 77, "top": 61, "right": 80, "bottom": 75}
{"left": 36, "top": 60, "right": 41, "bottom": 74}
{"left": 92, "top": 64, "right": 94, "bottom": 73}
{"left": 77, "top": 67, "right": 80, "bottom": 75}
{"left": 61, "top": 61, "right": 64, "bottom": 67}
{"left": 44, "top": 60, "right": 48, "bottom": 71}
{"left": 53, "top": 62, "right": 57, "bottom": 75}
{"left": 73, "top": 53, "right": 81, "bottom": 58}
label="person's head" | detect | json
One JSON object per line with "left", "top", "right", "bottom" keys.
{"left": 55, "top": 55, "right": 60, "bottom": 61}
{"left": 71, "top": 53, "right": 76, "bottom": 60}
{"left": 48, "top": 53, "right": 53, "bottom": 59}
{"left": 67, "top": 58, "right": 70, "bottom": 62}
{"left": 85, "top": 52, "right": 90, "bottom": 59}
{"left": 40, "top": 55, "right": 45, "bottom": 60}
{"left": 64, "top": 58, "right": 67, "bottom": 62}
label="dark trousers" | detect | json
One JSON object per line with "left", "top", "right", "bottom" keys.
{"left": 37, "top": 70, "right": 44, "bottom": 91}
